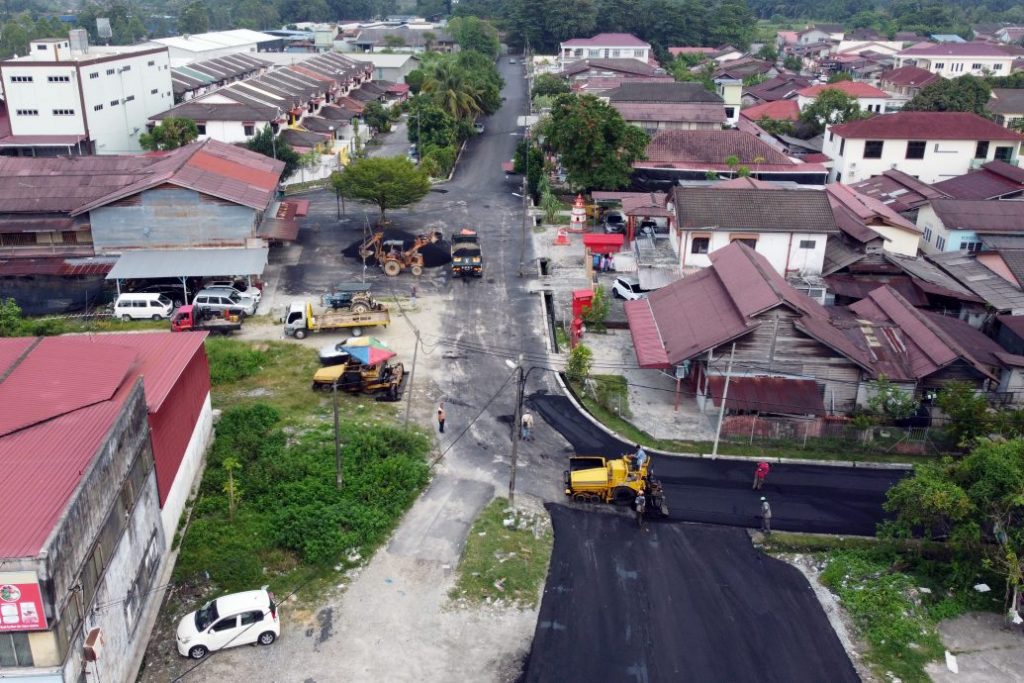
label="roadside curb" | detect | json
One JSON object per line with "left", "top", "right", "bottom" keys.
{"left": 550, "top": 371, "right": 913, "bottom": 471}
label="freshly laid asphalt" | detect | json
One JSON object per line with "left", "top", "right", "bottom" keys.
{"left": 520, "top": 505, "right": 861, "bottom": 683}
{"left": 531, "top": 394, "right": 906, "bottom": 536}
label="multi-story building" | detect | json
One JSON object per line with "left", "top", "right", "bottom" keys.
{"left": 559, "top": 33, "right": 651, "bottom": 70}
{"left": 151, "top": 29, "right": 281, "bottom": 67}
{"left": 894, "top": 41, "right": 1014, "bottom": 78}
{"left": 0, "top": 34, "right": 173, "bottom": 156}
{"left": 823, "top": 112, "right": 1024, "bottom": 184}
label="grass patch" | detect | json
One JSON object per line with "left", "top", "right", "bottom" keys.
{"left": 450, "top": 499, "right": 553, "bottom": 608}
{"left": 569, "top": 379, "right": 932, "bottom": 464}
{"left": 205, "top": 337, "right": 267, "bottom": 384}
{"left": 760, "top": 532, "right": 882, "bottom": 554}
{"left": 589, "top": 373, "right": 631, "bottom": 419}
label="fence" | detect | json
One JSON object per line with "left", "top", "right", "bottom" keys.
{"left": 719, "top": 415, "right": 947, "bottom": 456}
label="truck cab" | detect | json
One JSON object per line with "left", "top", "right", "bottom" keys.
{"left": 284, "top": 302, "right": 312, "bottom": 336}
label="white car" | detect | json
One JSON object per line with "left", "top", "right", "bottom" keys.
{"left": 612, "top": 277, "right": 650, "bottom": 301}
{"left": 205, "top": 280, "right": 261, "bottom": 304}
{"left": 176, "top": 588, "right": 279, "bottom": 659}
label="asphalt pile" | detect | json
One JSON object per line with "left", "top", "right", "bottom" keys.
{"left": 342, "top": 228, "right": 452, "bottom": 267}
{"left": 518, "top": 505, "right": 860, "bottom": 683}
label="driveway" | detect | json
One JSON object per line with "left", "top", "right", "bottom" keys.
{"left": 521, "top": 506, "right": 860, "bottom": 683}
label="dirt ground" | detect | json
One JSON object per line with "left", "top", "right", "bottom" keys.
{"left": 139, "top": 292, "right": 545, "bottom": 683}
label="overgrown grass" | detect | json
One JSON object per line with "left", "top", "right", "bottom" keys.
{"left": 450, "top": 499, "right": 553, "bottom": 608}
{"left": 590, "top": 373, "right": 632, "bottom": 419}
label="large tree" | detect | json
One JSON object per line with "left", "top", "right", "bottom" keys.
{"left": 245, "top": 125, "right": 301, "bottom": 177}
{"left": 904, "top": 75, "right": 993, "bottom": 117}
{"left": 139, "top": 117, "right": 199, "bottom": 151}
{"left": 447, "top": 15, "right": 500, "bottom": 57}
{"left": 539, "top": 94, "right": 649, "bottom": 190}
{"left": 331, "top": 156, "right": 431, "bottom": 221}
{"left": 799, "top": 88, "right": 868, "bottom": 136}
{"left": 178, "top": 1, "right": 210, "bottom": 34}
{"left": 422, "top": 61, "right": 482, "bottom": 120}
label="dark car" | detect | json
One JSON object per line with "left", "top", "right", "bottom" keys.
{"left": 131, "top": 283, "right": 192, "bottom": 308}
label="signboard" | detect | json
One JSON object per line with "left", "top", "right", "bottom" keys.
{"left": 0, "top": 582, "right": 48, "bottom": 631}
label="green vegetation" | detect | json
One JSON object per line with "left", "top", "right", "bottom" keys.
{"left": 0, "top": 297, "right": 171, "bottom": 337}
{"left": 565, "top": 344, "right": 593, "bottom": 384}
{"left": 361, "top": 101, "right": 393, "bottom": 134}
{"left": 174, "top": 339, "right": 432, "bottom": 595}
{"left": 246, "top": 124, "right": 302, "bottom": 177}
{"left": 450, "top": 499, "right": 553, "bottom": 608}
{"left": 447, "top": 15, "right": 500, "bottom": 58}
{"left": 331, "top": 156, "right": 431, "bottom": 222}
{"left": 904, "top": 75, "right": 993, "bottom": 117}
{"left": 139, "top": 117, "right": 199, "bottom": 152}
{"left": 799, "top": 88, "right": 868, "bottom": 136}
{"left": 589, "top": 373, "right": 632, "bottom": 419}
{"left": 532, "top": 73, "right": 571, "bottom": 99}
{"left": 538, "top": 94, "right": 649, "bottom": 191}
{"left": 580, "top": 285, "right": 610, "bottom": 327}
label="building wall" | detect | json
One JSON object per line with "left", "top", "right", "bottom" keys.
{"left": 678, "top": 229, "right": 829, "bottom": 276}
{"left": 915, "top": 205, "right": 1000, "bottom": 254}
{"left": 159, "top": 394, "right": 212, "bottom": 544}
{"left": 630, "top": 119, "right": 720, "bottom": 133}
{"left": 796, "top": 93, "right": 888, "bottom": 114}
{"left": 871, "top": 224, "right": 921, "bottom": 256}
{"left": 823, "top": 131, "right": 1022, "bottom": 183}
{"left": 895, "top": 54, "right": 1014, "bottom": 77}
{"left": 560, "top": 44, "right": 650, "bottom": 68}
{"left": 90, "top": 187, "right": 257, "bottom": 252}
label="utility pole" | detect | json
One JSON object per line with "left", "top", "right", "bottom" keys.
{"left": 404, "top": 330, "right": 420, "bottom": 429}
{"left": 711, "top": 343, "right": 736, "bottom": 460}
{"left": 333, "top": 384, "right": 343, "bottom": 489}
{"left": 509, "top": 364, "right": 524, "bottom": 506}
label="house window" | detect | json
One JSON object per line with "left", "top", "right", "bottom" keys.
{"left": 147, "top": 60, "right": 155, "bottom": 66}
{"left": 936, "top": 235, "right": 946, "bottom": 250}
{"left": 94, "top": 104, "right": 103, "bottom": 111}
{"left": 839, "top": 138, "right": 846, "bottom": 155}
{"left": 923, "top": 227, "right": 932, "bottom": 242}
{"left": 121, "top": 65, "right": 130, "bottom": 72}
{"left": 906, "top": 140, "right": 926, "bottom": 159}
{"left": 243, "top": 124, "right": 255, "bottom": 136}
{"left": 960, "top": 240, "right": 981, "bottom": 252}
{"left": 864, "top": 140, "right": 884, "bottom": 158}
{"left": 829, "top": 132, "right": 834, "bottom": 142}
{"left": 975, "top": 141, "right": 990, "bottom": 159}
{"left": 196, "top": 123, "right": 207, "bottom": 135}
{"left": 110, "top": 99, "right": 119, "bottom": 106}
{"left": 934, "top": 62, "right": 944, "bottom": 70}
{"left": 125, "top": 95, "right": 134, "bottom": 102}
{"left": 10, "top": 75, "right": 33, "bottom": 83}
{"left": 15, "top": 109, "right": 39, "bottom": 116}
{"left": 89, "top": 71, "right": 98, "bottom": 78}
{"left": 106, "top": 68, "right": 115, "bottom": 75}
{"left": 994, "top": 146, "right": 1014, "bottom": 162}
{"left": 52, "top": 108, "right": 74, "bottom": 116}
{"left": 0, "top": 632, "right": 34, "bottom": 666}
{"left": 730, "top": 236, "right": 758, "bottom": 249}
{"left": 971, "top": 63, "right": 983, "bottom": 70}
{"left": 150, "top": 88, "right": 157, "bottom": 94}
{"left": 724, "top": 106, "right": 735, "bottom": 118}
{"left": 634, "top": 49, "right": 644, "bottom": 57}
{"left": 993, "top": 64, "right": 1003, "bottom": 71}
{"left": 798, "top": 240, "right": 816, "bottom": 249}
{"left": 47, "top": 75, "right": 70, "bottom": 82}
{"left": 691, "top": 236, "right": 711, "bottom": 254}
{"left": 35, "top": 43, "right": 45, "bottom": 50}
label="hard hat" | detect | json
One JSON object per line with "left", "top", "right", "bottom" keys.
{"left": 760, "top": 496, "right": 766, "bottom": 501}
{"left": 638, "top": 489, "right": 644, "bottom": 494}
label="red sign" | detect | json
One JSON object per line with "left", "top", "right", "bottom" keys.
{"left": 0, "top": 583, "right": 48, "bottom": 631}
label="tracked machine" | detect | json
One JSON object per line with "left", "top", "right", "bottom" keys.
{"left": 564, "top": 453, "right": 670, "bottom": 518}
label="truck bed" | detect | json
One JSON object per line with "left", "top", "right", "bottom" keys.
{"left": 312, "top": 309, "right": 390, "bottom": 330}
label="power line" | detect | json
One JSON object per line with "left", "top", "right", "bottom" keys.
{"left": 432, "top": 367, "right": 517, "bottom": 465}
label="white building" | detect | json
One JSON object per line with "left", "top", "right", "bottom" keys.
{"left": 151, "top": 29, "right": 281, "bottom": 67}
{"left": 823, "top": 111, "right": 1024, "bottom": 184}
{"left": 559, "top": 33, "right": 651, "bottom": 70}
{"left": 0, "top": 35, "right": 173, "bottom": 155}
{"left": 346, "top": 53, "right": 420, "bottom": 82}
{"left": 894, "top": 41, "right": 1014, "bottom": 78}
{"left": 795, "top": 81, "right": 890, "bottom": 115}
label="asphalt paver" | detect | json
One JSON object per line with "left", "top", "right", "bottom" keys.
{"left": 532, "top": 393, "right": 905, "bottom": 536}
{"left": 521, "top": 505, "right": 860, "bottom": 683}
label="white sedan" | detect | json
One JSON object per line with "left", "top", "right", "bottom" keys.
{"left": 611, "top": 277, "right": 650, "bottom": 301}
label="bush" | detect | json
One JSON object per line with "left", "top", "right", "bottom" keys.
{"left": 566, "top": 344, "right": 592, "bottom": 383}
{"left": 205, "top": 338, "right": 267, "bottom": 385}
{"left": 422, "top": 144, "right": 457, "bottom": 177}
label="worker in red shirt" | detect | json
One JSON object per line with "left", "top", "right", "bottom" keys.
{"left": 753, "top": 461, "right": 770, "bottom": 490}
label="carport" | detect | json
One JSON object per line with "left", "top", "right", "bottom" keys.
{"left": 105, "top": 247, "right": 269, "bottom": 302}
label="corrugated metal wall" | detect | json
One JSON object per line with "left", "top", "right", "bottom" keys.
{"left": 148, "top": 346, "right": 211, "bottom": 506}
{"left": 1, "top": 275, "right": 112, "bottom": 315}
{"left": 90, "top": 187, "right": 257, "bottom": 252}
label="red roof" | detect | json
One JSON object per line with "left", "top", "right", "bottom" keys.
{"left": 562, "top": 33, "right": 650, "bottom": 47}
{"left": 582, "top": 233, "right": 624, "bottom": 252}
{"left": 624, "top": 298, "right": 670, "bottom": 368}
{"left": 740, "top": 99, "right": 800, "bottom": 122}
{"left": 707, "top": 376, "right": 825, "bottom": 415}
{"left": 797, "top": 81, "right": 888, "bottom": 99}
{"left": 0, "top": 333, "right": 207, "bottom": 558}
{"left": 879, "top": 66, "right": 940, "bottom": 88}
{"left": 826, "top": 183, "right": 918, "bottom": 231}
{"left": 829, "top": 112, "right": 1024, "bottom": 141}
{"left": 898, "top": 41, "right": 1012, "bottom": 58}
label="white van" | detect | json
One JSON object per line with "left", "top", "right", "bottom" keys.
{"left": 113, "top": 293, "right": 174, "bottom": 320}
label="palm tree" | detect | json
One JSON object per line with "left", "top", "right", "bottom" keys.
{"left": 422, "top": 62, "right": 481, "bottom": 120}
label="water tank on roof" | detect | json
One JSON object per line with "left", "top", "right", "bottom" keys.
{"left": 69, "top": 28, "right": 89, "bottom": 54}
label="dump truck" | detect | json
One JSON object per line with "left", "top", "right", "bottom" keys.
{"left": 170, "top": 305, "right": 243, "bottom": 335}
{"left": 451, "top": 229, "right": 483, "bottom": 278}
{"left": 311, "top": 359, "right": 405, "bottom": 400}
{"left": 284, "top": 301, "right": 390, "bottom": 340}
{"left": 564, "top": 453, "right": 669, "bottom": 517}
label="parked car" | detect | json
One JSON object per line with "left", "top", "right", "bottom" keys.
{"left": 611, "top": 277, "right": 650, "bottom": 301}
{"left": 509, "top": 58, "right": 516, "bottom": 64}
{"left": 176, "top": 587, "right": 279, "bottom": 660}
{"left": 131, "top": 283, "right": 191, "bottom": 308}
{"left": 113, "top": 293, "right": 174, "bottom": 321}
{"left": 193, "top": 289, "right": 257, "bottom": 317}
{"left": 473, "top": 122, "right": 485, "bottom": 134}
{"left": 204, "top": 280, "right": 261, "bottom": 304}
{"left": 602, "top": 210, "right": 627, "bottom": 234}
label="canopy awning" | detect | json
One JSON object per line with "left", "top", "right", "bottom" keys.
{"left": 624, "top": 299, "right": 670, "bottom": 369}
{"left": 582, "top": 233, "right": 624, "bottom": 253}
{"left": 106, "top": 247, "right": 268, "bottom": 280}
{"left": 708, "top": 376, "right": 824, "bottom": 416}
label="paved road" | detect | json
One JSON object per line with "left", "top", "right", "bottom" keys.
{"left": 520, "top": 506, "right": 860, "bottom": 683}
{"left": 533, "top": 394, "right": 905, "bottom": 536}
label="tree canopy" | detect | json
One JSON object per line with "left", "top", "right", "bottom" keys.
{"left": 538, "top": 94, "right": 649, "bottom": 191}
{"left": 139, "top": 117, "right": 200, "bottom": 151}
{"left": 533, "top": 73, "right": 571, "bottom": 98}
{"left": 331, "top": 157, "right": 431, "bottom": 221}
{"left": 799, "top": 89, "right": 867, "bottom": 136}
{"left": 178, "top": 1, "right": 211, "bottom": 34}
{"left": 447, "top": 15, "right": 500, "bottom": 57}
{"left": 245, "top": 125, "right": 301, "bottom": 177}
{"left": 903, "top": 75, "right": 993, "bottom": 117}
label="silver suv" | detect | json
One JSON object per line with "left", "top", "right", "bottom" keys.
{"left": 193, "top": 289, "right": 257, "bottom": 317}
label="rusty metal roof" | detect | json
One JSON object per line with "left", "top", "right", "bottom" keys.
{"left": 707, "top": 376, "right": 824, "bottom": 416}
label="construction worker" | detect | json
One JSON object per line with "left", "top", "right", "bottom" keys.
{"left": 635, "top": 489, "right": 647, "bottom": 529}
{"left": 521, "top": 412, "right": 534, "bottom": 441}
{"left": 633, "top": 443, "right": 648, "bottom": 471}
{"left": 760, "top": 497, "right": 772, "bottom": 535}
{"left": 437, "top": 402, "right": 446, "bottom": 433}
{"left": 753, "top": 461, "right": 770, "bottom": 490}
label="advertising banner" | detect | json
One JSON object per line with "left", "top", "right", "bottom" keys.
{"left": 0, "top": 582, "right": 48, "bottom": 631}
